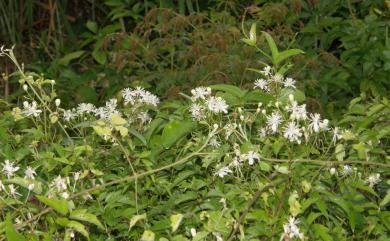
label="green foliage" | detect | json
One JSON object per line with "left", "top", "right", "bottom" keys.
{"left": 0, "top": 2, "right": 390, "bottom": 241}
{"left": 1, "top": 35, "right": 390, "bottom": 240}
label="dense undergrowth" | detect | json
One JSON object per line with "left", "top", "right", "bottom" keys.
{"left": 0, "top": 24, "right": 390, "bottom": 240}
{"left": 0, "top": 1, "right": 390, "bottom": 241}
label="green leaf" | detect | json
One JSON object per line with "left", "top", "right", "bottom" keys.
{"left": 170, "top": 214, "right": 184, "bottom": 233}
{"left": 210, "top": 84, "right": 246, "bottom": 98}
{"left": 111, "top": 114, "right": 127, "bottom": 126}
{"left": 59, "top": 51, "right": 85, "bottom": 66}
{"left": 313, "top": 224, "right": 333, "bottom": 241}
{"left": 335, "top": 144, "right": 345, "bottom": 161}
{"left": 380, "top": 190, "right": 390, "bottom": 207}
{"left": 161, "top": 120, "right": 194, "bottom": 148}
{"left": 67, "top": 220, "right": 90, "bottom": 240}
{"left": 5, "top": 177, "right": 42, "bottom": 194}
{"left": 86, "top": 21, "right": 98, "bottom": 33}
{"left": 249, "top": 23, "right": 256, "bottom": 43}
{"left": 92, "top": 50, "right": 107, "bottom": 65}
{"left": 262, "top": 31, "right": 278, "bottom": 62}
{"left": 259, "top": 162, "right": 271, "bottom": 171}
{"left": 129, "top": 213, "right": 147, "bottom": 230}
{"left": 36, "top": 195, "right": 69, "bottom": 215}
{"left": 275, "top": 49, "right": 304, "bottom": 65}
{"left": 69, "top": 209, "right": 104, "bottom": 230}
{"left": 192, "top": 231, "right": 209, "bottom": 241}
{"left": 5, "top": 214, "right": 26, "bottom": 241}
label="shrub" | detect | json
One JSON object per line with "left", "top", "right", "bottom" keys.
{"left": 0, "top": 29, "right": 389, "bottom": 240}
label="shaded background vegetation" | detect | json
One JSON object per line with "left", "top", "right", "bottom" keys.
{"left": 1, "top": 0, "right": 389, "bottom": 117}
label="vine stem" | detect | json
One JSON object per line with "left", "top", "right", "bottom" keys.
{"left": 262, "top": 157, "right": 390, "bottom": 168}
{"left": 227, "top": 173, "right": 285, "bottom": 241}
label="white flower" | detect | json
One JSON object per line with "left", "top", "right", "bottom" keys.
{"left": 341, "top": 165, "right": 353, "bottom": 176}
{"left": 138, "top": 112, "right": 151, "bottom": 125}
{"left": 209, "top": 137, "right": 221, "bottom": 148}
{"left": 73, "top": 172, "right": 81, "bottom": 181}
{"left": 2, "top": 160, "right": 20, "bottom": 179}
{"left": 320, "top": 119, "right": 329, "bottom": 131}
{"left": 242, "top": 151, "right": 261, "bottom": 165}
{"left": 267, "top": 112, "right": 283, "bottom": 133}
{"left": 23, "top": 84, "right": 28, "bottom": 91}
{"left": 283, "top": 122, "right": 302, "bottom": 143}
{"left": 190, "top": 103, "right": 204, "bottom": 120}
{"left": 254, "top": 78, "right": 269, "bottom": 91}
{"left": 63, "top": 109, "right": 77, "bottom": 121}
{"left": 50, "top": 176, "right": 67, "bottom": 192}
{"left": 77, "top": 103, "right": 95, "bottom": 114}
{"left": 284, "top": 77, "right": 296, "bottom": 88}
{"left": 332, "top": 127, "right": 342, "bottom": 143}
{"left": 271, "top": 73, "right": 284, "bottom": 83}
{"left": 206, "top": 96, "right": 228, "bottom": 114}
{"left": 122, "top": 87, "right": 159, "bottom": 106}
{"left": 215, "top": 166, "right": 232, "bottom": 178}
{"left": 260, "top": 66, "right": 272, "bottom": 76}
{"left": 365, "top": 174, "right": 381, "bottom": 187}
{"left": 22, "top": 101, "right": 42, "bottom": 117}
{"left": 190, "top": 87, "right": 211, "bottom": 101}
{"left": 28, "top": 183, "right": 35, "bottom": 191}
{"left": 141, "top": 92, "right": 160, "bottom": 106}
{"left": 8, "top": 184, "right": 21, "bottom": 198}
{"left": 61, "top": 192, "right": 70, "bottom": 199}
{"left": 329, "top": 167, "right": 337, "bottom": 175}
{"left": 308, "top": 113, "right": 321, "bottom": 133}
{"left": 280, "top": 216, "right": 304, "bottom": 241}
{"left": 259, "top": 127, "right": 267, "bottom": 138}
{"left": 287, "top": 101, "right": 307, "bottom": 121}
{"left": 24, "top": 166, "right": 36, "bottom": 179}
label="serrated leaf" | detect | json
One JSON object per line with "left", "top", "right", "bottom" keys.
{"left": 36, "top": 195, "right": 69, "bottom": 215}
{"left": 170, "top": 214, "right": 184, "bottom": 233}
{"left": 69, "top": 209, "right": 104, "bottom": 230}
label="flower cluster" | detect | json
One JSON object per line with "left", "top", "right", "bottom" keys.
{"left": 280, "top": 216, "right": 304, "bottom": 240}
{"left": 189, "top": 87, "right": 229, "bottom": 120}
{"left": 254, "top": 66, "right": 296, "bottom": 92}
{"left": 1, "top": 160, "right": 35, "bottom": 198}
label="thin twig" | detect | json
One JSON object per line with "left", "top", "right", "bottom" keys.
{"left": 227, "top": 174, "right": 284, "bottom": 241}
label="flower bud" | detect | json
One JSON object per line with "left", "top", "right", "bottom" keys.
{"left": 23, "top": 84, "right": 28, "bottom": 91}
{"left": 55, "top": 98, "right": 61, "bottom": 107}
